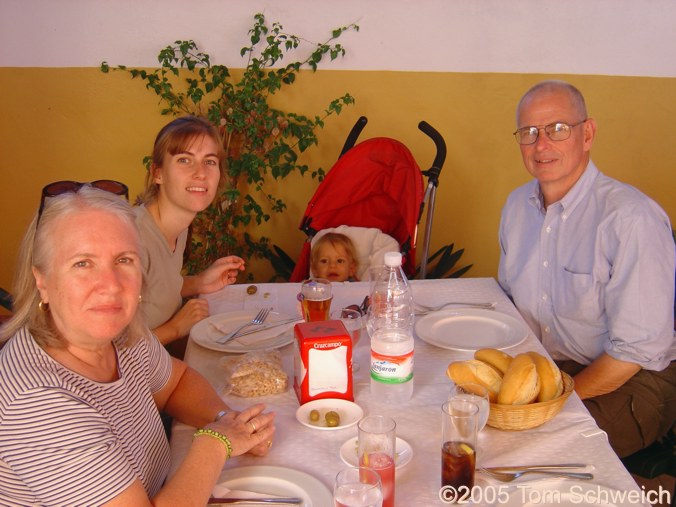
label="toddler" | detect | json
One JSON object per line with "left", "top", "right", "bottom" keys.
{"left": 311, "top": 232, "right": 359, "bottom": 282}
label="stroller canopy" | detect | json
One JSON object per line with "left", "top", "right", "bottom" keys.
{"left": 291, "top": 136, "right": 424, "bottom": 281}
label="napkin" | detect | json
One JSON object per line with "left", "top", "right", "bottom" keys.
{"left": 211, "top": 483, "right": 281, "bottom": 499}
{"left": 211, "top": 319, "right": 297, "bottom": 347}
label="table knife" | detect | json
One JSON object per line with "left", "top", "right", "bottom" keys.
{"left": 484, "top": 463, "right": 586, "bottom": 472}
{"left": 207, "top": 498, "right": 303, "bottom": 505}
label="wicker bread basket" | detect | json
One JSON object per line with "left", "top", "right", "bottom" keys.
{"left": 487, "top": 371, "right": 574, "bottom": 430}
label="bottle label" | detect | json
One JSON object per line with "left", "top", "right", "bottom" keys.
{"left": 370, "top": 349, "right": 414, "bottom": 384}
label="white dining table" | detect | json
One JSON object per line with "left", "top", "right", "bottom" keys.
{"left": 168, "top": 278, "right": 649, "bottom": 507}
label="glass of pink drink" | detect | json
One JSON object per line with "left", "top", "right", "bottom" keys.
{"left": 358, "top": 415, "right": 396, "bottom": 507}
{"left": 334, "top": 466, "right": 383, "bottom": 507}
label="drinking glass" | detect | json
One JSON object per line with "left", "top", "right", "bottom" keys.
{"left": 441, "top": 398, "right": 479, "bottom": 492}
{"left": 331, "top": 308, "right": 363, "bottom": 372}
{"left": 449, "top": 382, "right": 490, "bottom": 431}
{"left": 358, "top": 416, "right": 396, "bottom": 507}
{"left": 300, "top": 277, "right": 332, "bottom": 322}
{"left": 333, "top": 466, "right": 383, "bottom": 507}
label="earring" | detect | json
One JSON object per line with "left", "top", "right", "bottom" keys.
{"left": 138, "top": 295, "right": 143, "bottom": 303}
{"left": 38, "top": 300, "right": 49, "bottom": 312}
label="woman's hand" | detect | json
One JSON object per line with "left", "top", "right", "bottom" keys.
{"left": 207, "top": 404, "right": 275, "bottom": 458}
{"left": 153, "top": 298, "right": 210, "bottom": 344}
{"left": 183, "top": 256, "right": 246, "bottom": 297}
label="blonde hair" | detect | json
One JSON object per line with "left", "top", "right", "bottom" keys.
{"left": 311, "top": 232, "right": 359, "bottom": 277}
{"left": 0, "top": 186, "right": 150, "bottom": 348}
{"left": 137, "top": 115, "right": 227, "bottom": 204}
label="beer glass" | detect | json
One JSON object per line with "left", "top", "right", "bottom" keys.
{"left": 300, "top": 277, "right": 332, "bottom": 321}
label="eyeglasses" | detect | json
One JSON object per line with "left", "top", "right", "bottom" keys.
{"left": 513, "top": 119, "right": 587, "bottom": 145}
{"left": 38, "top": 180, "right": 129, "bottom": 218}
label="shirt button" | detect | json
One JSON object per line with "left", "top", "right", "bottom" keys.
{"left": 562, "top": 214, "right": 568, "bottom": 220}
{"left": 541, "top": 294, "right": 548, "bottom": 301}
{"left": 546, "top": 226, "right": 552, "bottom": 233}
{"left": 544, "top": 326, "right": 550, "bottom": 333}
{"left": 543, "top": 261, "right": 549, "bottom": 268}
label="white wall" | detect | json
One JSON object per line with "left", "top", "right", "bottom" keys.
{"left": 1, "top": 0, "right": 675, "bottom": 76}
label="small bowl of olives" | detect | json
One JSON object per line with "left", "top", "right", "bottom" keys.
{"left": 295, "top": 399, "right": 364, "bottom": 431}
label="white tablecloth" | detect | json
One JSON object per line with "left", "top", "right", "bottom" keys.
{"left": 169, "top": 278, "right": 647, "bottom": 506}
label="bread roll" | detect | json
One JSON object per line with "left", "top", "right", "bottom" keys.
{"left": 446, "top": 359, "right": 502, "bottom": 402}
{"left": 528, "top": 351, "right": 563, "bottom": 402}
{"left": 497, "top": 353, "right": 540, "bottom": 405}
{"left": 474, "top": 348, "right": 513, "bottom": 375}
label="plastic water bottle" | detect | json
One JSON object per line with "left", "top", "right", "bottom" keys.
{"left": 369, "top": 251, "right": 414, "bottom": 402}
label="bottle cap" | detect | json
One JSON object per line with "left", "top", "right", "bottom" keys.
{"left": 384, "top": 251, "right": 403, "bottom": 267}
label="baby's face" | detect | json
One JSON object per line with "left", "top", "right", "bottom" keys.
{"left": 313, "top": 243, "right": 356, "bottom": 282}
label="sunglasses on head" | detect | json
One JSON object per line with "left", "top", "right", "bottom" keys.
{"left": 38, "top": 180, "right": 129, "bottom": 218}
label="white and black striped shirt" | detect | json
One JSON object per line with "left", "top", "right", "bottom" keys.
{"left": 0, "top": 327, "right": 172, "bottom": 506}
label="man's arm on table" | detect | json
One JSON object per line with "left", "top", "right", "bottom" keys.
{"left": 573, "top": 352, "right": 641, "bottom": 400}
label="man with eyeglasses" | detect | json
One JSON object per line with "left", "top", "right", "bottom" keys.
{"left": 498, "top": 80, "right": 675, "bottom": 458}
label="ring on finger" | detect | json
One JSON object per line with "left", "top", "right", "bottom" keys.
{"left": 249, "top": 421, "right": 257, "bottom": 432}
{"left": 267, "top": 440, "right": 272, "bottom": 448}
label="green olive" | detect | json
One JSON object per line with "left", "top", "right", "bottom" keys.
{"left": 309, "top": 409, "right": 320, "bottom": 422}
{"left": 325, "top": 410, "right": 341, "bottom": 427}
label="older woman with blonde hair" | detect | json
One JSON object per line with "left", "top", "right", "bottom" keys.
{"left": 0, "top": 183, "right": 275, "bottom": 506}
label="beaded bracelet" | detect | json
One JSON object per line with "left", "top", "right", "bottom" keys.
{"left": 194, "top": 428, "right": 232, "bottom": 460}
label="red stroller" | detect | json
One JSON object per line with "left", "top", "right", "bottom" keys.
{"left": 290, "top": 116, "right": 446, "bottom": 282}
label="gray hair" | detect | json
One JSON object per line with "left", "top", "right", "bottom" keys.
{"left": 516, "top": 80, "right": 588, "bottom": 124}
{"left": 1, "top": 185, "right": 150, "bottom": 348}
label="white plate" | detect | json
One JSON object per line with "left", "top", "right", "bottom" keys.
{"left": 216, "top": 465, "right": 331, "bottom": 507}
{"left": 190, "top": 310, "right": 297, "bottom": 353}
{"left": 296, "top": 398, "right": 364, "bottom": 431}
{"left": 339, "top": 436, "right": 413, "bottom": 470}
{"left": 414, "top": 308, "right": 528, "bottom": 351}
{"left": 499, "top": 479, "right": 639, "bottom": 507}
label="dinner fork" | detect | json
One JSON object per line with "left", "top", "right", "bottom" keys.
{"left": 217, "top": 308, "right": 271, "bottom": 344}
{"left": 479, "top": 467, "right": 593, "bottom": 482}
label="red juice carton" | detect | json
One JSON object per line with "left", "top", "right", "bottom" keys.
{"left": 293, "top": 320, "right": 353, "bottom": 405}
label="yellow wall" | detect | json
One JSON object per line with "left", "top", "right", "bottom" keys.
{"left": 1, "top": 68, "right": 674, "bottom": 291}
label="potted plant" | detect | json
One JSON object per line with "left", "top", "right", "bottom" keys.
{"left": 101, "top": 13, "right": 358, "bottom": 278}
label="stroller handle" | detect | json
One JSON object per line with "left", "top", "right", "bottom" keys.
{"left": 418, "top": 121, "right": 447, "bottom": 178}
{"left": 339, "top": 116, "right": 369, "bottom": 158}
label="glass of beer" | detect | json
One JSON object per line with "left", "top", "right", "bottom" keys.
{"left": 441, "top": 398, "right": 479, "bottom": 493}
{"left": 300, "top": 277, "right": 332, "bottom": 322}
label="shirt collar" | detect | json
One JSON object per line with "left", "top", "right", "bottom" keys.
{"left": 559, "top": 160, "right": 599, "bottom": 215}
{"left": 527, "top": 160, "right": 599, "bottom": 215}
